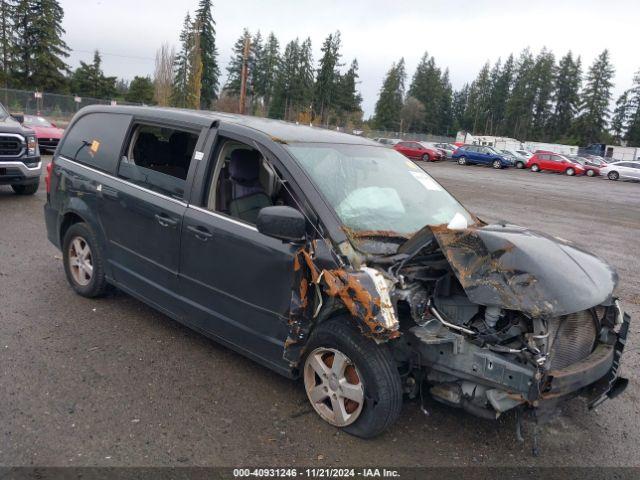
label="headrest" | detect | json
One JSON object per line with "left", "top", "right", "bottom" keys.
{"left": 229, "top": 149, "right": 261, "bottom": 182}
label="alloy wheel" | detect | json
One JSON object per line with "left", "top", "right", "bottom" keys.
{"left": 608, "top": 171, "right": 619, "bottom": 180}
{"left": 68, "top": 236, "right": 93, "bottom": 286}
{"left": 492, "top": 160, "right": 502, "bottom": 169}
{"left": 566, "top": 168, "right": 575, "bottom": 176}
{"left": 457, "top": 157, "right": 466, "bottom": 165}
{"left": 531, "top": 164, "right": 540, "bottom": 172}
{"left": 304, "top": 347, "right": 365, "bottom": 427}
{"left": 587, "top": 169, "right": 595, "bottom": 177}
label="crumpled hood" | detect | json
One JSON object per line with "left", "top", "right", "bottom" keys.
{"left": 430, "top": 223, "right": 618, "bottom": 318}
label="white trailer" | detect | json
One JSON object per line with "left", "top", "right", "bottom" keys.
{"left": 603, "top": 145, "right": 640, "bottom": 161}
{"left": 523, "top": 142, "right": 579, "bottom": 156}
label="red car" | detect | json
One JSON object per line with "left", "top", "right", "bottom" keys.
{"left": 22, "top": 115, "right": 64, "bottom": 153}
{"left": 526, "top": 152, "right": 586, "bottom": 176}
{"left": 393, "top": 141, "right": 443, "bottom": 161}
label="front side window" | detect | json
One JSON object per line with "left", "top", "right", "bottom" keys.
{"left": 286, "top": 143, "right": 474, "bottom": 247}
{"left": 118, "top": 124, "right": 198, "bottom": 200}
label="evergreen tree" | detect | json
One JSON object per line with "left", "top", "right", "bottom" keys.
{"left": 573, "top": 49, "right": 615, "bottom": 144}
{"left": 248, "top": 30, "right": 263, "bottom": 111}
{"left": 269, "top": 38, "right": 313, "bottom": 120}
{"left": 373, "top": 58, "right": 406, "bottom": 131}
{"left": 610, "top": 90, "right": 630, "bottom": 143}
{"left": 438, "top": 69, "right": 453, "bottom": 136}
{"left": 400, "top": 96, "right": 425, "bottom": 133}
{"left": 0, "top": 0, "right": 16, "bottom": 89}
{"left": 504, "top": 49, "right": 536, "bottom": 138}
{"left": 293, "top": 37, "right": 314, "bottom": 120}
{"left": 488, "top": 55, "right": 514, "bottom": 135}
{"left": 530, "top": 48, "right": 556, "bottom": 141}
{"left": 625, "top": 69, "right": 640, "bottom": 145}
{"left": 70, "top": 51, "right": 116, "bottom": 99}
{"left": 465, "top": 61, "right": 492, "bottom": 134}
{"left": 548, "top": 52, "right": 582, "bottom": 141}
{"left": 171, "top": 14, "right": 193, "bottom": 107}
{"left": 125, "top": 76, "right": 155, "bottom": 104}
{"left": 408, "top": 52, "right": 444, "bottom": 134}
{"left": 224, "top": 28, "right": 253, "bottom": 96}
{"left": 13, "top": 0, "right": 70, "bottom": 92}
{"left": 253, "top": 32, "right": 280, "bottom": 114}
{"left": 451, "top": 83, "right": 470, "bottom": 133}
{"left": 194, "top": 0, "right": 219, "bottom": 107}
{"left": 313, "top": 31, "right": 342, "bottom": 124}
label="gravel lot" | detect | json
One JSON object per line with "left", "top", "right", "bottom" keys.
{"left": 1, "top": 157, "right": 639, "bottom": 467}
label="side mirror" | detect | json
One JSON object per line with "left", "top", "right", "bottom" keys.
{"left": 257, "top": 206, "right": 306, "bottom": 242}
{"left": 11, "top": 113, "right": 24, "bottom": 124}
{"left": 51, "top": 122, "right": 57, "bottom": 128}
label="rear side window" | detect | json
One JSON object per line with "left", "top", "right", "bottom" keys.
{"left": 59, "top": 113, "right": 132, "bottom": 173}
{"left": 118, "top": 124, "right": 199, "bottom": 200}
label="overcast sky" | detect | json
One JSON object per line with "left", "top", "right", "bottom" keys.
{"left": 61, "top": 0, "right": 640, "bottom": 117}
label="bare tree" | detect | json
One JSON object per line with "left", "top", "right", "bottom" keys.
{"left": 153, "top": 43, "right": 175, "bottom": 106}
{"left": 401, "top": 96, "right": 426, "bottom": 133}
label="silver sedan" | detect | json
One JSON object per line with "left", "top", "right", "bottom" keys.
{"left": 600, "top": 161, "right": 640, "bottom": 181}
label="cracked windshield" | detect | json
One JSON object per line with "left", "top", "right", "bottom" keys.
{"left": 287, "top": 143, "right": 474, "bottom": 238}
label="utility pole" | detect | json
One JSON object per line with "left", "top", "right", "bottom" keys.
{"left": 239, "top": 35, "right": 251, "bottom": 114}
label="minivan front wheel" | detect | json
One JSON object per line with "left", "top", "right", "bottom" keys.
{"left": 302, "top": 317, "right": 402, "bottom": 438}
{"left": 62, "top": 222, "right": 108, "bottom": 297}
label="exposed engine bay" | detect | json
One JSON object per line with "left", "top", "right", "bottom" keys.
{"left": 286, "top": 221, "right": 630, "bottom": 433}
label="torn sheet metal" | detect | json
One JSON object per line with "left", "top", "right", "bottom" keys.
{"left": 284, "top": 245, "right": 400, "bottom": 364}
{"left": 430, "top": 223, "right": 618, "bottom": 318}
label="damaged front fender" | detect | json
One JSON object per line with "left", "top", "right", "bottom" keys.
{"left": 284, "top": 244, "right": 400, "bottom": 366}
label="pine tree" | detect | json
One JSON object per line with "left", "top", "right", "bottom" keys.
{"left": 610, "top": 90, "right": 630, "bottom": 143}
{"left": 171, "top": 13, "right": 194, "bottom": 108}
{"left": 530, "top": 48, "right": 556, "bottom": 141}
{"left": 293, "top": 37, "right": 314, "bottom": 121}
{"left": 0, "top": 0, "right": 16, "bottom": 89}
{"left": 125, "top": 76, "right": 155, "bottom": 104}
{"left": 224, "top": 29, "right": 253, "bottom": 96}
{"left": 439, "top": 69, "right": 453, "bottom": 136}
{"left": 70, "top": 51, "right": 116, "bottom": 99}
{"left": 313, "top": 31, "right": 342, "bottom": 124}
{"left": 13, "top": 0, "right": 70, "bottom": 92}
{"left": 574, "top": 49, "right": 615, "bottom": 144}
{"left": 465, "top": 62, "right": 492, "bottom": 134}
{"left": 408, "top": 52, "right": 444, "bottom": 134}
{"left": 504, "top": 49, "right": 536, "bottom": 138}
{"left": 451, "top": 84, "right": 470, "bottom": 133}
{"left": 248, "top": 30, "right": 263, "bottom": 112}
{"left": 486, "top": 55, "right": 514, "bottom": 135}
{"left": 254, "top": 32, "right": 279, "bottom": 114}
{"left": 373, "top": 58, "right": 406, "bottom": 131}
{"left": 269, "top": 38, "right": 300, "bottom": 120}
{"left": 194, "top": 0, "right": 219, "bottom": 108}
{"left": 625, "top": 69, "right": 640, "bottom": 145}
{"left": 548, "top": 52, "right": 582, "bottom": 141}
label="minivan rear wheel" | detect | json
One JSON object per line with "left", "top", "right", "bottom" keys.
{"left": 62, "top": 222, "right": 108, "bottom": 297}
{"left": 302, "top": 317, "right": 402, "bottom": 438}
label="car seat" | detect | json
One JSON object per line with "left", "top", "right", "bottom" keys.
{"left": 228, "top": 149, "right": 273, "bottom": 223}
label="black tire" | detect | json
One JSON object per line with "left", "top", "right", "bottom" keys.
{"left": 608, "top": 171, "right": 619, "bottom": 181}
{"left": 492, "top": 160, "right": 502, "bottom": 169}
{"left": 62, "top": 222, "right": 108, "bottom": 298}
{"left": 12, "top": 182, "right": 39, "bottom": 195}
{"left": 421, "top": 153, "right": 430, "bottom": 162}
{"left": 586, "top": 169, "right": 595, "bottom": 177}
{"left": 457, "top": 156, "right": 467, "bottom": 165}
{"left": 530, "top": 164, "right": 540, "bottom": 172}
{"left": 303, "top": 317, "right": 402, "bottom": 438}
{"left": 565, "top": 167, "right": 575, "bottom": 176}
{"left": 516, "top": 161, "right": 525, "bottom": 169}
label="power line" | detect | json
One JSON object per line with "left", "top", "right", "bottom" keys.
{"left": 70, "top": 48, "right": 155, "bottom": 62}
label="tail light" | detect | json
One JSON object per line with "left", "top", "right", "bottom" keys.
{"left": 45, "top": 160, "right": 54, "bottom": 194}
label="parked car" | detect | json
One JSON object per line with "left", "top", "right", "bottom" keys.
{"left": 394, "top": 141, "right": 443, "bottom": 161}
{"left": 567, "top": 155, "right": 601, "bottom": 177}
{"left": 374, "top": 137, "right": 402, "bottom": 146}
{"left": 515, "top": 149, "right": 533, "bottom": 160}
{"left": 44, "top": 106, "right": 629, "bottom": 439}
{"left": 526, "top": 152, "right": 586, "bottom": 176}
{"left": 21, "top": 115, "right": 65, "bottom": 153}
{"left": 501, "top": 149, "right": 529, "bottom": 169}
{"left": 452, "top": 145, "right": 513, "bottom": 168}
{"left": 431, "top": 142, "right": 457, "bottom": 158}
{"left": 599, "top": 161, "right": 640, "bottom": 181}
{"left": 0, "top": 103, "right": 41, "bottom": 195}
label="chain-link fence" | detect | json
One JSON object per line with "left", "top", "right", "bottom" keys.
{"left": 365, "top": 129, "right": 455, "bottom": 143}
{"left": 0, "top": 88, "right": 141, "bottom": 124}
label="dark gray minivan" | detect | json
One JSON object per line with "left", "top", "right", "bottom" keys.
{"left": 45, "top": 106, "right": 629, "bottom": 440}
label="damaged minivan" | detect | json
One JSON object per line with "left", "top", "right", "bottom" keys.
{"left": 45, "top": 106, "right": 629, "bottom": 440}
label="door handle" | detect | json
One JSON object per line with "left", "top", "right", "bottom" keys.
{"left": 187, "top": 225, "right": 213, "bottom": 241}
{"left": 99, "top": 185, "right": 119, "bottom": 199}
{"left": 154, "top": 213, "right": 178, "bottom": 227}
